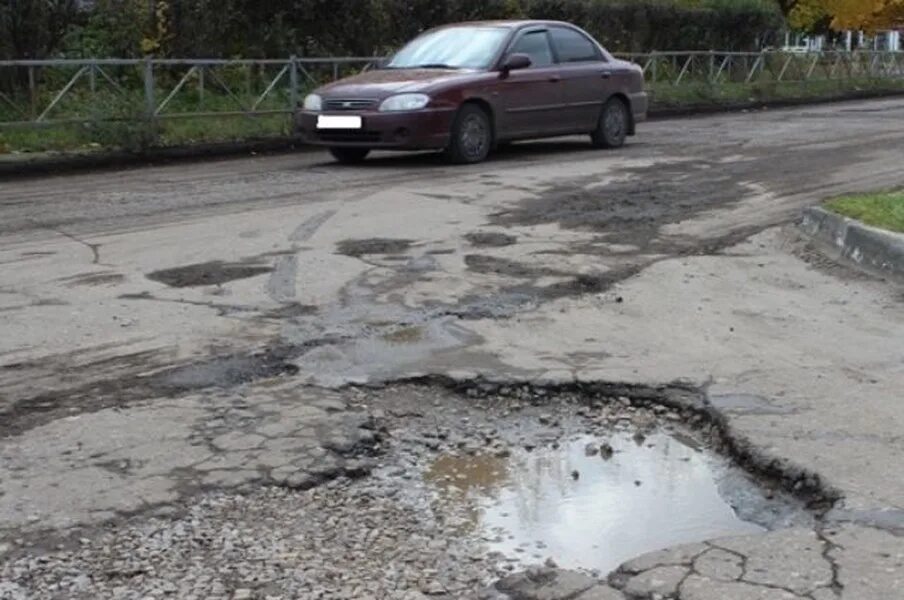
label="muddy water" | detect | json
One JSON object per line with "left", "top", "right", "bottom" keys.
{"left": 426, "top": 432, "right": 764, "bottom": 575}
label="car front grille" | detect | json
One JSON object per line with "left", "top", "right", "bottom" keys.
{"left": 316, "top": 130, "right": 383, "bottom": 143}
{"left": 323, "top": 98, "right": 376, "bottom": 111}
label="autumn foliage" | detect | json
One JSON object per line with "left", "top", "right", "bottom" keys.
{"left": 791, "top": 0, "right": 904, "bottom": 31}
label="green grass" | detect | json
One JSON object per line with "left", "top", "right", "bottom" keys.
{"left": 0, "top": 115, "right": 289, "bottom": 154}
{"left": 827, "top": 192, "right": 904, "bottom": 233}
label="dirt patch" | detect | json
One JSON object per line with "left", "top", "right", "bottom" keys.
{"left": 381, "top": 326, "right": 425, "bottom": 344}
{"left": 336, "top": 238, "right": 413, "bottom": 257}
{"left": 490, "top": 161, "right": 748, "bottom": 249}
{"left": 0, "top": 338, "right": 342, "bottom": 438}
{"left": 464, "top": 232, "right": 518, "bottom": 247}
{"left": 464, "top": 254, "right": 562, "bottom": 279}
{"left": 62, "top": 272, "right": 126, "bottom": 287}
{"left": 261, "top": 302, "right": 318, "bottom": 320}
{"left": 535, "top": 265, "right": 645, "bottom": 299}
{"left": 147, "top": 261, "right": 272, "bottom": 288}
{"left": 119, "top": 291, "right": 153, "bottom": 300}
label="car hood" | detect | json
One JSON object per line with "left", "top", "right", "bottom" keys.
{"left": 317, "top": 68, "right": 476, "bottom": 98}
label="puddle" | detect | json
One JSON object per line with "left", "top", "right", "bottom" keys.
{"left": 426, "top": 432, "right": 780, "bottom": 575}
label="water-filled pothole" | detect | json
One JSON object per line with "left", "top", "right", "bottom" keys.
{"left": 403, "top": 391, "right": 813, "bottom": 576}
{"left": 427, "top": 432, "right": 767, "bottom": 574}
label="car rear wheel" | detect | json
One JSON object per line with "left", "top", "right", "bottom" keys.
{"left": 329, "top": 147, "right": 370, "bottom": 164}
{"left": 444, "top": 104, "right": 492, "bottom": 164}
{"left": 591, "top": 97, "right": 629, "bottom": 149}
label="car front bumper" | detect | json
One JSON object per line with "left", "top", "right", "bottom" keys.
{"left": 630, "top": 91, "right": 649, "bottom": 122}
{"left": 295, "top": 108, "right": 456, "bottom": 150}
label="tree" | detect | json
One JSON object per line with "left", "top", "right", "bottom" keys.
{"left": 0, "top": 0, "right": 80, "bottom": 60}
{"left": 830, "top": 0, "right": 904, "bottom": 30}
{"left": 790, "top": 0, "right": 904, "bottom": 31}
{"left": 62, "top": 0, "right": 148, "bottom": 57}
{"left": 788, "top": 0, "right": 830, "bottom": 31}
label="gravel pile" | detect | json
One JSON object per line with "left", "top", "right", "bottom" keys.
{"left": 0, "top": 476, "right": 510, "bottom": 600}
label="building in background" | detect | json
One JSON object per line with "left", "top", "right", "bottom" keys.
{"left": 783, "top": 29, "right": 902, "bottom": 51}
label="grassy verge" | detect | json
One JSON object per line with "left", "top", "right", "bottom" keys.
{"left": 0, "top": 115, "right": 290, "bottom": 154}
{"left": 649, "top": 77, "right": 904, "bottom": 109}
{"left": 2, "top": 77, "right": 904, "bottom": 155}
{"left": 827, "top": 191, "right": 904, "bottom": 234}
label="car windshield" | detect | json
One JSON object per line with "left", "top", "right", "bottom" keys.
{"left": 386, "top": 26, "right": 508, "bottom": 70}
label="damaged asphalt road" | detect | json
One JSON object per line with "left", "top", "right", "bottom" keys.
{"left": 1, "top": 98, "right": 903, "bottom": 599}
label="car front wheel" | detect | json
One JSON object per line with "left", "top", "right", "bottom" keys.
{"left": 444, "top": 104, "right": 492, "bottom": 164}
{"left": 329, "top": 147, "right": 370, "bottom": 164}
{"left": 591, "top": 97, "right": 629, "bottom": 149}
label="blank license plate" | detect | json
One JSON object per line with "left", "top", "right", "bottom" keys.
{"left": 317, "top": 115, "right": 362, "bottom": 129}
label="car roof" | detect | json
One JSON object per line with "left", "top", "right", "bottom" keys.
{"left": 435, "top": 20, "right": 576, "bottom": 30}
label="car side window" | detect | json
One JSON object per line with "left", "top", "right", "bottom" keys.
{"left": 549, "top": 27, "right": 601, "bottom": 63}
{"left": 508, "top": 30, "right": 554, "bottom": 68}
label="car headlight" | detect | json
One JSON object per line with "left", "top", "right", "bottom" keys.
{"left": 379, "top": 93, "right": 430, "bottom": 112}
{"left": 303, "top": 94, "right": 322, "bottom": 111}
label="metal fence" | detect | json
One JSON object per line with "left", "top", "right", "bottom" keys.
{"left": 623, "top": 50, "right": 904, "bottom": 86}
{"left": 1, "top": 50, "right": 902, "bottom": 130}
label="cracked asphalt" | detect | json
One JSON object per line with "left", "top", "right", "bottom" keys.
{"left": 1, "top": 98, "right": 903, "bottom": 599}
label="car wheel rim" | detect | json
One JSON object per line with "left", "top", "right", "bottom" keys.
{"left": 461, "top": 114, "right": 488, "bottom": 158}
{"left": 604, "top": 104, "right": 626, "bottom": 141}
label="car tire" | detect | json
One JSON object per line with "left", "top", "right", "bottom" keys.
{"left": 444, "top": 104, "right": 492, "bottom": 164}
{"left": 591, "top": 97, "right": 629, "bottom": 149}
{"left": 329, "top": 147, "right": 370, "bottom": 164}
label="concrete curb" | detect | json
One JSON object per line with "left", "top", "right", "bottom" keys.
{"left": 798, "top": 206, "right": 904, "bottom": 281}
{"left": 0, "top": 137, "right": 311, "bottom": 179}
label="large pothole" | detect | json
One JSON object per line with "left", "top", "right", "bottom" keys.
{"left": 369, "top": 383, "right": 815, "bottom": 580}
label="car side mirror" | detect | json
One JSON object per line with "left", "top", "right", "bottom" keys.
{"left": 501, "top": 53, "right": 532, "bottom": 73}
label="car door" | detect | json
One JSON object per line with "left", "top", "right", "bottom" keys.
{"left": 548, "top": 26, "right": 615, "bottom": 132}
{"left": 494, "top": 28, "right": 567, "bottom": 139}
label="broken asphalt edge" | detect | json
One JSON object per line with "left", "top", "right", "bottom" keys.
{"left": 3, "top": 89, "right": 904, "bottom": 180}
{"left": 365, "top": 374, "right": 843, "bottom": 512}
{"left": 385, "top": 375, "right": 849, "bottom": 600}
{"left": 798, "top": 205, "right": 904, "bottom": 282}
{"left": 0, "top": 136, "right": 312, "bottom": 180}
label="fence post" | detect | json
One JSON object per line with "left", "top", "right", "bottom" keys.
{"left": 289, "top": 55, "right": 299, "bottom": 110}
{"left": 651, "top": 51, "right": 657, "bottom": 84}
{"left": 144, "top": 57, "right": 155, "bottom": 119}
{"left": 143, "top": 57, "right": 158, "bottom": 147}
{"left": 28, "top": 66, "right": 37, "bottom": 119}
{"left": 708, "top": 50, "right": 715, "bottom": 85}
{"left": 198, "top": 65, "right": 205, "bottom": 109}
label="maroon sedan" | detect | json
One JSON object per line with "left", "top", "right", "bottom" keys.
{"left": 295, "top": 20, "right": 648, "bottom": 164}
